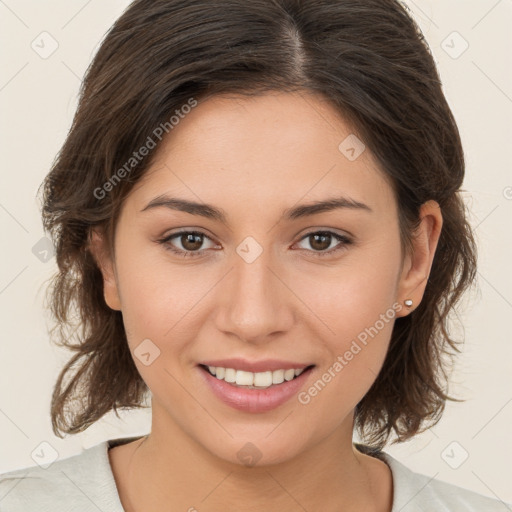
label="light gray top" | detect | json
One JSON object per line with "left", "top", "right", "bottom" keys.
{"left": 0, "top": 436, "right": 509, "bottom": 511}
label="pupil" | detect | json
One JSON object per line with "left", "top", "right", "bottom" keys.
{"left": 311, "top": 233, "right": 331, "bottom": 251}
{"left": 182, "top": 233, "right": 202, "bottom": 251}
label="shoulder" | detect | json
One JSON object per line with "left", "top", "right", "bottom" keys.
{"left": 0, "top": 441, "right": 124, "bottom": 512}
{"left": 379, "top": 451, "right": 511, "bottom": 512}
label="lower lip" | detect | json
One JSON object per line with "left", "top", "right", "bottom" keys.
{"left": 198, "top": 365, "right": 314, "bottom": 413}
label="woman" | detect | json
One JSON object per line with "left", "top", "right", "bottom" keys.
{"left": 0, "top": 0, "right": 508, "bottom": 510}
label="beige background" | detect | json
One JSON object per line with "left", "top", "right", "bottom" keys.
{"left": 1, "top": 0, "right": 511, "bottom": 504}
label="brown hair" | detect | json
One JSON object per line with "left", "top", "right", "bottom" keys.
{"left": 40, "top": 0, "right": 477, "bottom": 448}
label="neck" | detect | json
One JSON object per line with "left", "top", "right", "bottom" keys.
{"left": 115, "top": 402, "right": 392, "bottom": 512}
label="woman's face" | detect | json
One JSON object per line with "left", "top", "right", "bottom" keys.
{"left": 94, "top": 91, "right": 440, "bottom": 465}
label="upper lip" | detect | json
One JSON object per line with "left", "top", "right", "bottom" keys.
{"left": 199, "top": 358, "right": 314, "bottom": 373}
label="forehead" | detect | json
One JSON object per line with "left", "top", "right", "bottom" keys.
{"left": 126, "top": 91, "right": 396, "bottom": 222}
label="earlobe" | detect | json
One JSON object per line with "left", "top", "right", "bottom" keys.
{"left": 88, "top": 227, "right": 122, "bottom": 311}
{"left": 396, "top": 200, "right": 443, "bottom": 316}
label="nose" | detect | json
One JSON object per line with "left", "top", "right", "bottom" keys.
{"left": 213, "top": 244, "right": 295, "bottom": 345}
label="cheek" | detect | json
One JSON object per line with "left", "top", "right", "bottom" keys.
{"left": 293, "top": 242, "right": 400, "bottom": 403}
{"left": 296, "top": 243, "right": 401, "bottom": 341}
{"left": 112, "top": 237, "right": 192, "bottom": 337}
{"left": 297, "top": 308, "right": 395, "bottom": 430}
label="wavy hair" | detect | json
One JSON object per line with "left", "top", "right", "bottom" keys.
{"left": 40, "top": 0, "right": 477, "bottom": 448}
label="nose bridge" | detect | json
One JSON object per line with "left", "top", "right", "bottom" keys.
{"left": 216, "top": 238, "right": 293, "bottom": 343}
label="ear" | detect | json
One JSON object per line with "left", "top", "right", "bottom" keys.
{"left": 395, "top": 199, "right": 443, "bottom": 317}
{"left": 88, "top": 227, "right": 122, "bottom": 311}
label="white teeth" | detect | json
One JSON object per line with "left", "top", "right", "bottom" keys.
{"left": 253, "top": 371, "right": 272, "bottom": 387}
{"left": 235, "top": 370, "right": 254, "bottom": 386}
{"left": 205, "top": 365, "right": 309, "bottom": 389}
{"left": 284, "top": 369, "right": 295, "bottom": 381}
{"left": 224, "top": 368, "right": 236, "bottom": 383}
{"left": 272, "top": 369, "right": 285, "bottom": 384}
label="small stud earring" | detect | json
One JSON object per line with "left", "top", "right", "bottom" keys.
{"left": 404, "top": 299, "right": 413, "bottom": 307}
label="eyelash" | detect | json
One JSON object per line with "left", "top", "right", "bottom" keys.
{"left": 157, "top": 230, "right": 353, "bottom": 259}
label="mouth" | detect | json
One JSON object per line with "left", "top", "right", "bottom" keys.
{"left": 197, "top": 362, "right": 316, "bottom": 413}
{"left": 198, "top": 364, "right": 315, "bottom": 390}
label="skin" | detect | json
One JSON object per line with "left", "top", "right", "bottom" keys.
{"left": 90, "top": 91, "right": 442, "bottom": 512}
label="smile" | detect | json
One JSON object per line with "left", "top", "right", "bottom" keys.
{"left": 201, "top": 365, "right": 312, "bottom": 389}
{"left": 197, "top": 363, "right": 316, "bottom": 413}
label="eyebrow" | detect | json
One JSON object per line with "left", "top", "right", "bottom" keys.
{"left": 140, "top": 194, "right": 372, "bottom": 223}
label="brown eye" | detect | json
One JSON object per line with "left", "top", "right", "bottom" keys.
{"left": 309, "top": 233, "right": 332, "bottom": 251}
{"left": 296, "top": 231, "right": 352, "bottom": 257}
{"left": 180, "top": 232, "right": 204, "bottom": 251}
{"left": 159, "top": 230, "right": 218, "bottom": 258}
